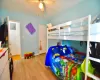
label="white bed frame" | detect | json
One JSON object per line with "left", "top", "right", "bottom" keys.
{"left": 47, "top": 15, "right": 100, "bottom": 80}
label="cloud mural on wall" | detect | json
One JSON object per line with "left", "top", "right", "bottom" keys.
{"left": 26, "top": 23, "right": 36, "bottom": 35}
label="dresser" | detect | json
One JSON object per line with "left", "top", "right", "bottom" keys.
{"left": 0, "top": 48, "right": 10, "bottom": 80}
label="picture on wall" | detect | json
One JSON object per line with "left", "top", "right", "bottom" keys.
{"left": 26, "top": 23, "right": 36, "bottom": 35}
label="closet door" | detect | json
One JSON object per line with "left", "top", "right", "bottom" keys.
{"left": 39, "top": 25, "right": 47, "bottom": 54}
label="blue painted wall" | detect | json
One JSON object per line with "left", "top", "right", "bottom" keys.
{"left": 62, "top": 40, "right": 87, "bottom": 53}
{"left": 48, "top": 40, "right": 87, "bottom": 53}
{"left": 50, "top": 0, "right": 100, "bottom": 25}
{"left": 0, "top": 9, "right": 47, "bottom": 56}
{"left": 48, "top": 39, "right": 61, "bottom": 48}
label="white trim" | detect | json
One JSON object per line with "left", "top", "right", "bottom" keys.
{"left": 85, "top": 15, "right": 91, "bottom": 80}
{"left": 21, "top": 53, "right": 46, "bottom": 58}
{"left": 21, "top": 57, "right": 24, "bottom": 59}
{"left": 34, "top": 53, "right": 40, "bottom": 56}
{"left": 89, "top": 57, "right": 100, "bottom": 63}
{"left": 47, "top": 28, "right": 48, "bottom": 52}
{"left": 34, "top": 53, "right": 46, "bottom": 56}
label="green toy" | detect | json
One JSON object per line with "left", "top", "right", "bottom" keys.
{"left": 76, "top": 65, "right": 83, "bottom": 80}
{"left": 76, "top": 59, "right": 94, "bottom": 80}
{"left": 81, "top": 59, "right": 94, "bottom": 74}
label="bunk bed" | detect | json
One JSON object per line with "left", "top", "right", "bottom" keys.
{"left": 47, "top": 16, "right": 100, "bottom": 42}
{"left": 46, "top": 15, "right": 100, "bottom": 80}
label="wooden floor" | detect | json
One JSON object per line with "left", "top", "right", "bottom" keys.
{"left": 12, "top": 54, "right": 57, "bottom": 80}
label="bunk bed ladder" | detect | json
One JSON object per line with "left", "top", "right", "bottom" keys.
{"left": 85, "top": 15, "right": 100, "bottom": 80}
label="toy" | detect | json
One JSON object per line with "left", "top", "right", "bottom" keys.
{"left": 81, "top": 59, "right": 94, "bottom": 74}
{"left": 81, "top": 59, "right": 95, "bottom": 80}
{"left": 76, "top": 66, "right": 83, "bottom": 80}
{"left": 24, "top": 52, "right": 35, "bottom": 59}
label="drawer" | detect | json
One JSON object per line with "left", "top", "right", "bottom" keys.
{"left": 0, "top": 61, "right": 10, "bottom": 80}
{"left": 0, "top": 50, "right": 8, "bottom": 76}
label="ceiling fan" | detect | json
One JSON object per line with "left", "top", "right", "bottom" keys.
{"left": 27, "top": 0, "right": 55, "bottom": 12}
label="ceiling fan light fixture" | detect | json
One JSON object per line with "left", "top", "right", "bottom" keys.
{"left": 39, "top": 2, "right": 44, "bottom": 11}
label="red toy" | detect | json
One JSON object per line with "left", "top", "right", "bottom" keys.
{"left": 24, "top": 52, "right": 34, "bottom": 59}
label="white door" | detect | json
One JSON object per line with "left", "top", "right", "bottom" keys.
{"left": 39, "top": 25, "right": 47, "bottom": 54}
{"left": 8, "top": 21, "right": 21, "bottom": 56}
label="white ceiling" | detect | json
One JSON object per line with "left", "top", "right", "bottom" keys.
{"left": 0, "top": 0, "right": 83, "bottom": 20}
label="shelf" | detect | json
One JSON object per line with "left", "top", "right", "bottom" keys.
{"left": 89, "top": 57, "right": 100, "bottom": 63}
{"left": 87, "top": 72, "right": 100, "bottom": 80}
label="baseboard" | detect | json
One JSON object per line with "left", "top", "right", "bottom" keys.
{"left": 20, "top": 53, "right": 46, "bottom": 57}
{"left": 34, "top": 52, "right": 46, "bottom": 56}
{"left": 34, "top": 53, "right": 40, "bottom": 56}
{"left": 21, "top": 54, "right": 39, "bottom": 58}
{"left": 21, "top": 57, "right": 24, "bottom": 59}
